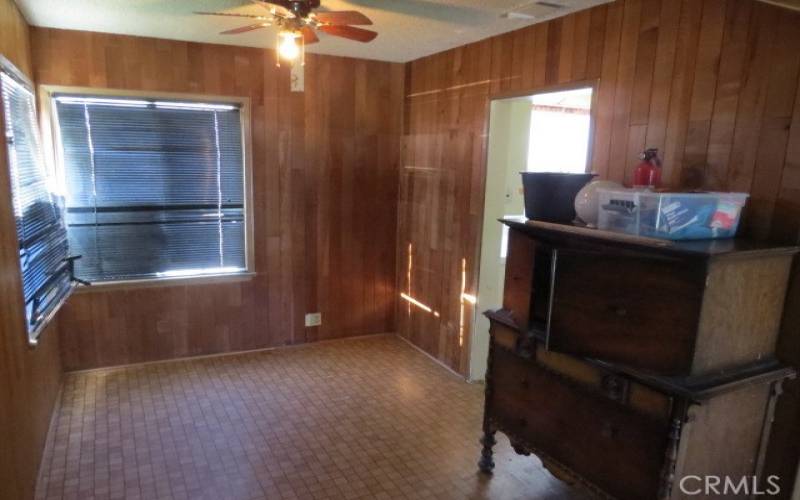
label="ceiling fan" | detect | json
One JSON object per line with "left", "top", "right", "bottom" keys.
{"left": 196, "top": 1, "right": 378, "bottom": 63}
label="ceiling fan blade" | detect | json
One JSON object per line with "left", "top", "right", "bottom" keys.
{"left": 220, "top": 23, "right": 270, "bottom": 35}
{"left": 314, "top": 10, "right": 373, "bottom": 26}
{"left": 301, "top": 26, "right": 320, "bottom": 44}
{"left": 194, "top": 11, "right": 271, "bottom": 20}
{"left": 318, "top": 25, "right": 378, "bottom": 43}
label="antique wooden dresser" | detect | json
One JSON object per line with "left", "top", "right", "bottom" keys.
{"left": 479, "top": 218, "right": 798, "bottom": 500}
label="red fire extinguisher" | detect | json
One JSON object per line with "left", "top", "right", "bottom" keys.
{"left": 633, "top": 148, "right": 662, "bottom": 189}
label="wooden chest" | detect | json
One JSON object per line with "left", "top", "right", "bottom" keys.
{"left": 501, "top": 219, "right": 796, "bottom": 376}
{"left": 479, "top": 220, "right": 797, "bottom": 499}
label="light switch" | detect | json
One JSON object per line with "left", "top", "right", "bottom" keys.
{"left": 305, "top": 313, "right": 321, "bottom": 327}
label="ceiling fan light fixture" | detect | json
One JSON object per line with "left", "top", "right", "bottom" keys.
{"left": 277, "top": 30, "right": 302, "bottom": 63}
{"left": 197, "top": 2, "right": 376, "bottom": 69}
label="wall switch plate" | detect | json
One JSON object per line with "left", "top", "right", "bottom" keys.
{"left": 291, "top": 64, "right": 305, "bottom": 92}
{"left": 305, "top": 313, "right": 322, "bottom": 327}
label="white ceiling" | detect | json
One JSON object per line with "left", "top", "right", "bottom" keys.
{"left": 15, "top": 0, "right": 612, "bottom": 63}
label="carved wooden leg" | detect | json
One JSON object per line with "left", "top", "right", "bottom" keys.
{"left": 478, "top": 427, "right": 497, "bottom": 474}
{"left": 479, "top": 337, "right": 496, "bottom": 474}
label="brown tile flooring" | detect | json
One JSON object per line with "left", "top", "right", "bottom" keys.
{"left": 36, "top": 335, "right": 586, "bottom": 500}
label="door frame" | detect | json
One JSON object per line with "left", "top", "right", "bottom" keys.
{"left": 468, "top": 79, "right": 600, "bottom": 381}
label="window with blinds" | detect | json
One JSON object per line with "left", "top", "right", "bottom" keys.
{"left": 52, "top": 94, "right": 249, "bottom": 283}
{"left": 1, "top": 61, "right": 72, "bottom": 343}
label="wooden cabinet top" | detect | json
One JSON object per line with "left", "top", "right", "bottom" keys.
{"left": 501, "top": 217, "right": 799, "bottom": 260}
{"left": 499, "top": 217, "right": 799, "bottom": 377}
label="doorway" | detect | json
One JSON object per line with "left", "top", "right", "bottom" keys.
{"left": 469, "top": 84, "right": 595, "bottom": 381}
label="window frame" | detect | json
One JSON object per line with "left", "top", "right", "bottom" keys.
{"left": 0, "top": 56, "right": 74, "bottom": 344}
{"left": 40, "top": 85, "right": 256, "bottom": 290}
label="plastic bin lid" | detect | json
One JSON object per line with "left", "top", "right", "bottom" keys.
{"left": 596, "top": 188, "right": 750, "bottom": 198}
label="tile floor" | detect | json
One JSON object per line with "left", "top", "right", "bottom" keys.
{"left": 35, "top": 335, "right": 586, "bottom": 500}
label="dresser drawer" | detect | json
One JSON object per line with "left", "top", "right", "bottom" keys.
{"left": 547, "top": 248, "right": 706, "bottom": 375}
{"left": 489, "top": 346, "right": 671, "bottom": 500}
{"left": 487, "top": 310, "right": 535, "bottom": 358}
{"left": 534, "top": 347, "right": 674, "bottom": 422}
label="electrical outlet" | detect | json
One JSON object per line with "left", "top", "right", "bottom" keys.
{"left": 305, "top": 313, "right": 322, "bottom": 327}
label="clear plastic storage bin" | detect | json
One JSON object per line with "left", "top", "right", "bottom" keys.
{"left": 597, "top": 189, "right": 749, "bottom": 240}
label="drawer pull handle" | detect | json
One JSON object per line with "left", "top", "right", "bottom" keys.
{"left": 602, "top": 374, "right": 630, "bottom": 404}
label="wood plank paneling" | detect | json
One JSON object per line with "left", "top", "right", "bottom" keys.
{"left": 30, "top": 28, "right": 404, "bottom": 370}
{"left": 400, "top": 2, "right": 800, "bottom": 493}
{"left": 400, "top": 0, "right": 800, "bottom": 373}
{"left": 0, "top": 0, "right": 31, "bottom": 75}
{"left": 0, "top": 2, "right": 63, "bottom": 500}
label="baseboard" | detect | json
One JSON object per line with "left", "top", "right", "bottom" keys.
{"left": 395, "top": 334, "right": 469, "bottom": 381}
{"left": 65, "top": 332, "right": 395, "bottom": 375}
{"left": 34, "top": 378, "right": 64, "bottom": 499}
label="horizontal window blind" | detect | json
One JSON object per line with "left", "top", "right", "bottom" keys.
{"left": 1, "top": 67, "right": 71, "bottom": 341}
{"left": 54, "top": 95, "right": 246, "bottom": 282}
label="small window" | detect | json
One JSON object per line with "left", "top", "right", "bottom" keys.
{"left": 50, "top": 91, "right": 252, "bottom": 284}
{"left": 527, "top": 87, "right": 593, "bottom": 174}
{"left": 1, "top": 59, "right": 72, "bottom": 343}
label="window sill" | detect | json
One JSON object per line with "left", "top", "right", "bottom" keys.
{"left": 74, "top": 271, "right": 257, "bottom": 293}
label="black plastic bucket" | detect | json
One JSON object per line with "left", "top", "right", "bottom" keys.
{"left": 521, "top": 172, "right": 595, "bottom": 223}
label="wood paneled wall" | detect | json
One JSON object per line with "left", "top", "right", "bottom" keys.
{"left": 30, "top": 28, "right": 404, "bottom": 370}
{"left": 400, "top": 0, "right": 800, "bottom": 380}
{"left": 0, "top": 0, "right": 31, "bottom": 75}
{"left": 399, "top": 0, "right": 800, "bottom": 491}
{"left": 0, "top": 2, "right": 63, "bottom": 500}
